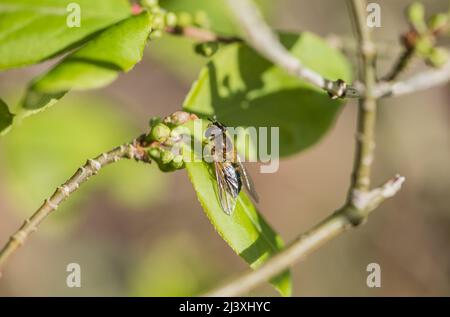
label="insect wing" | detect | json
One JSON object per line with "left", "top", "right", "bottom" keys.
{"left": 235, "top": 155, "right": 260, "bottom": 203}
{"left": 214, "top": 162, "right": 238, "bottom": 215}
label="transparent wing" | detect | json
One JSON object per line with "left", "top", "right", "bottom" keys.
{"left": 214, "top": 162, "right": 238, "bottom": 215}
{"left": 235, "top": 155, "right": 259, "bottom": 203}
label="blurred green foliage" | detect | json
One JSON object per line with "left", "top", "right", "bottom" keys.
{"left": 128, "top": 233, "right": 221, "bottom": 296}
{"left": 0, "top": 94, "right": 168, "bottom": 232}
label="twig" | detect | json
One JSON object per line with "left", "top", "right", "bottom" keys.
{"left": 374, "top": 61, "right": 450, "bottom": 98}
{"left": 381, "top": 47, "right": 415, "bottom": 82}
{"left": 0, "top": 137, "right": 150, "bottom": 274}
{"left": 225, "top": 0, "right": 362, "bottom": 99}
{"left": 347, "top": 0, "right": 378, "bottom": 192}
{"left": 204, "top": 175, "right": 405, "bottom": 296}
{"left": 165, "top": 26, "right": 241, "bottom": 44}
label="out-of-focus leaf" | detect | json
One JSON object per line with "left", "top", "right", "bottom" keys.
{"left": 0, "top": 0, "right": 131, "bottom": 70}
{"left": 0, "top": 98, "right": 14, "bottom": 135}
{"left": 21, "top": 12, "right": 152, "bottom": 114}
{"left": 129, "top": 234, "right": 220, "bottom": 296}
{"left": 1, "top": 94, "right": 167, "bottom": 232}
{"left": 183, "top": 32, "right": 352, "bottom": 157}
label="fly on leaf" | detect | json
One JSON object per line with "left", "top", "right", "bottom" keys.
{"left": 205, "top": 119, "right": 259, "bottom": 215}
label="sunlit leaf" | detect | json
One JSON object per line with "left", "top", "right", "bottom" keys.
{"left": 0, "top": 0, "right": 131, "bottom": 70}
{"left": 183, "top": 32, "right": 352, "bottom": 157}
{"left": 184, "top": 160, "right": 291, "bottom": 296}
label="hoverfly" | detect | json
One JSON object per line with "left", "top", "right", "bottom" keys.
{"left": 205, "top": 119, "right": 259, "bottom": 215}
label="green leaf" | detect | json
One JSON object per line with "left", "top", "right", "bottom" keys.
{"left": 183, "top": 32, "right": 352, "bottom": 157}
{"left": 21, "top": 12, "right": 152, "bottom": 114}
{"left": 0, "top": 98, "right": 14, "bottom": 135}
{"left": 0, "top": 0, "right": 131, "bottom": 70}
{"left": 184, "top": 159, "right": 291, "bottom": 296}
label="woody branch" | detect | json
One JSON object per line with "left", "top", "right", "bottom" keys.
{"left": 0, "top": 136, "right": 150, "bottom": 275}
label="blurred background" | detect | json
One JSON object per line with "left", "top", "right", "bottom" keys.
{"left": 0, "top": 0, "right": 449, "bottom": 296}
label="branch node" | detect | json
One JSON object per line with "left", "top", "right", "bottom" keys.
{"left": 326, "top": 79, "right": 348, "bottom": 99}
{"left": 58, "top": 185, "right": 70, "bottom": 197}
{"left": 45, "top": 199, "right": 58, "bottom": 211}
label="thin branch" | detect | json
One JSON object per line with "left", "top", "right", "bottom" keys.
{"left": 381, "top": 47, "right": 415, "bottom": 82}
{"left": 225, "top": 0, "right": 362, "bottom": 99}
{"left": 347, "top": 0, "right": 378, "bottom": 192}
{"left": 165, "top": 26, "right": 241, "bottom": 44}
{"left": 0, "top": 136, "right": 150, "bottom": 275}
{"left": 204, "top": 175, "right": 405, "bottom": 296}
{"left": 374, "top": 61, "right": 450, "bottom": 98}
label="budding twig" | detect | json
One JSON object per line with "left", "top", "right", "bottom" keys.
{"left": 204, "top": 175, "right": 405, "bottom": 296}
{"left": 0, "top": 136, "right": 150, "bottom": 274}
{"left": 374, "top": 61, "right": 450, "bottom": 98}
{"left": 225, "top": 0, "right": 362, "bottom": 99}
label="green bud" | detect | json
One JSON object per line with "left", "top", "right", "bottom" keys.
{"left": 428, "top": 13, "right": 449, "bottom": 32}
{"left": 407, "top": 2, "right": 427, "bottom": 34}
{"left": 141, "top": 0, "right": 158, "bottom": 9}
{"left": 152, "top": 14, "right": 165, "bottom": 30}
{"left": 164, "top": 111, "right": 192, "bottom": 126}
{"left": 427, "top": 47, "right": 449, "bottom": 67}
{"left": 161, "top": 150, "right": 175, "bottom": 164}
{"left": 158, "top": 161, "right": 175, "bottom": 172}
{"left": 194, "top": 41, "right": 219, "bottom": 57}
{"left": 165, "top": 12, "right": 178, "bottom": 27}
{"left": 415, "top": 36, "right": 434, "bottom": 57}
{"left": 149, "top": 30, "right": 163, "bottom": 40}
{"left": 171, "top": 155, "right": 184, "bottom": 169}
{"left": 170, "top": 126, "right": 188, "bottom": 139}
{"left": 149, "top": 123, "right": 171, "bottom": 142}
{"left": 149, "top": 116, "right": 162, "bottom": 127}
{"left": 177, "top": 12, "right": 193, "bottom": 27}
{"left": 194, "top": 10, "right": 211, "bottom": 28}
{"left": 148, "top": 147, "right": 161, "bottom": 159}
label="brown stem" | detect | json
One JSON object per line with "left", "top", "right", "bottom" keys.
{"left": 0, "top": 136, "right": 150, "bottom": 275}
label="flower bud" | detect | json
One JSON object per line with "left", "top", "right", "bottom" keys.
{"left": 428, "top": 13, "right": 449, "bottom": 33}
{"left": 194, "top": 42, "right": 219, "bottom": 57}
{"left": 194, "top": 10, "right": 211, "bottom": 28}
{"left": 177, "top": 12, "right": 193, "bottom": 27}
{"left": 161, "top": 150, "right": 175, "bottom": 164}
{"left": 149, "top": 116, "right": 162, "bottom": 127}
{"left": 407, "top": 2, "right": 427, "bottom": 34}
{"left": 142, "top": 0, "right": 159, "bottom": 9}
{"left": 415, "top": 36, "right": 434, "bottom": 57}
{"left": 149, "top": 123, "right": 171, "bottom": 142}
{"left": 164, "top": 111, "right": 192, "bottom": 126}
{"left": 148, "top": 147, "right": 161, "bottom": 159}
{"left": 149, "top": 30, "right": 163, "bottom": 39}
{"left": 165, "top": 12, "right": 178, "bottom": 27}
{"left": 171, "top": 155, "right": 184, "bottom": 169}
{"left": 426, "top": 47, "right": 449, "bottom": 67}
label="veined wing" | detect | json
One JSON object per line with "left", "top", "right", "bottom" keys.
{"left": 214, "top": 162, "right": 240, "bottom": 215}
{"left": 235, "top": 154, "right": 259, "bottom": 203}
